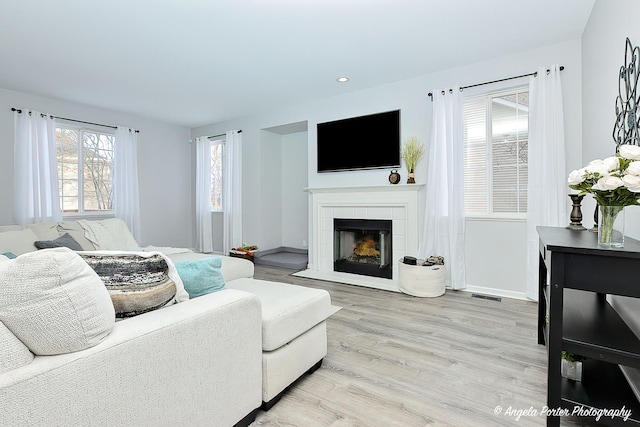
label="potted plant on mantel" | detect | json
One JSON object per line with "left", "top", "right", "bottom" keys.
{"left": 402, "top": 136, "right": 425, "bottom": 184}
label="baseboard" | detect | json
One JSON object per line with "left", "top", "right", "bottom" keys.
{"left": 461, "top": 285, "right": 528, "bottom": 301}
{"left": 255, "top": 246, "right": 308, "bottom": 257}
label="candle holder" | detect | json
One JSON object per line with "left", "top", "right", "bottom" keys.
{"left": 566, "top": 194, "right": 587, "bottom": 231}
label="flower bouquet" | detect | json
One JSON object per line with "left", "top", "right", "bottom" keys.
{"left": 568, "top": 144, "right": 640, "bottom": 247}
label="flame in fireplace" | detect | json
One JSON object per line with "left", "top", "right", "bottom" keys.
{"left": 353, "top": 236, "right": 380, "bottom": 257}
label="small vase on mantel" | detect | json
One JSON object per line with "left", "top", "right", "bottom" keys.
{"left": 598, "top": 205, "right": 625, "bottom": 248}
{"left": 407, "top": 169, "right": 416, "bottom": 184}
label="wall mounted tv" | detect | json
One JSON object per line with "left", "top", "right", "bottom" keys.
{"left": 317, "top": 109, "right": 401, "bottom": 172}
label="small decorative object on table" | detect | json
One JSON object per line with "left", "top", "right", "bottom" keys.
{"left": 402, "top": 136, "right": 424, "bottom": 184}
{"left": 566, "top": 193, "right": 586, "bottom": 230}
{"left": 561, "top": 351, "right": 584, "bottom": 382}
{"left": 568, "top": 144, "right": 640, "bottom": 248}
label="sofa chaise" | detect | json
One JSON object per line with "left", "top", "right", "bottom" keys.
{"left": 0, "top": 219, "right": 332, "bottom": 426}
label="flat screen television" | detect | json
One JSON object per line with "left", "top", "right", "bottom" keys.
{"left": 317, "top": 109, "right": 401, "bottom": 172}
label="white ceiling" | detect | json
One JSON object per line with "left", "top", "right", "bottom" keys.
{"left": 0, "top": 0, "right": 595, "bottom": 128}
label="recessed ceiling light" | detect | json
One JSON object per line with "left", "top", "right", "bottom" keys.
{"left": 336, "top": 76, "right": 350, "bottom": 83}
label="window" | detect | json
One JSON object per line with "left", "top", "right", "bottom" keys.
{"left": 463, "top": 88, "right": 529, "bottom": 216}
{"left": 210, "top": 140, "right": 224, "bottom": 211}
{"left": 56, "top": 126, "right": 115, "bottom": 213}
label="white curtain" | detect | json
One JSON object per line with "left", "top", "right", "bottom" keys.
{"left": 418, "top": 87, "right": 466, "bottom": 290}
{"left": 113, "top": 126, "right": 141, "bottom": 242}
{"left": 13, "top": 109, "right": 62, "bottom": 224}
{"left": 526, "top": 64, "right": 567, "bottom": 300}
{"left": 195, "top": 136, "right": 213, "bottom": 253}
{"left": 223, "top": 130, "right": 242, "bottom": 254}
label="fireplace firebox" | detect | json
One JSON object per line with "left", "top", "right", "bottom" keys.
{"left": 333, "top": 218, "right": 392, "bottom": 279}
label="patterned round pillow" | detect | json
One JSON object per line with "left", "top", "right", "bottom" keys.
{"left": 79, "top": 251, "right": 181, "bottom": 318}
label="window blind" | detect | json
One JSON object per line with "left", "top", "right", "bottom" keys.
{"left": 463, "top": 88, "right": 529, "bottom": 215}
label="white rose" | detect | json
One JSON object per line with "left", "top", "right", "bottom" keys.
{"left": 593, "top": 176, "right": 624, "bottom": 191}
{"left": 584, "top": 161, "right": 610, "bottom": 177}
{"left": 589, "top": 159, "right": 603, "bottom": 165}
{"left": 567, "top": 168, "right": 587, "bottom": 185}
{"left": 623, "top": 174, "right": 640, "bottom": 192}
{"left": 627, "top": 161, "right": 640, "bottom": 176}
{"left": 603, "top": 156, "right": 620, "bottom": 171}
{"left": 619, "top": 144, "right": 640, "bottom": 160}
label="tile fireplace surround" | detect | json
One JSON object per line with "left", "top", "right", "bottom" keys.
{"left": 295, "top": 185, "right": 423, "bottom": 292}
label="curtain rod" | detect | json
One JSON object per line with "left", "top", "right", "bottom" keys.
{"left": 427, "top": 66, "right": 565, "bottom": 100}
{"left": 207, "top": 130, "right": 242, "bottom": 140}
{"left": 11, "top": 108, "right": 140, "bottom": 133}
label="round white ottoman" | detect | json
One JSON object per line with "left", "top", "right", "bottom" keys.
{"left": 397, "top": 259, "right": 446, "bottom": 297}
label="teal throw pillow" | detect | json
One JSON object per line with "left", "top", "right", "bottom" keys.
{"left": 175, "top": 257, "right": 226, "bottom": 299}
{"left": 2, "top": 252, "right": 16, "bottom": 259}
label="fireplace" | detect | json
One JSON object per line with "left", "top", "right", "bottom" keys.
{"left": 300, "top": 185, "right": 421, "bottom": 292}
{"left": 334, "top": 218, "right": 392, "bottom": 279}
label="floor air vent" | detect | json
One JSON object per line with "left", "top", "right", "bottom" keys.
{"left": 471, "top": 293, "right": 502, "bottom": 302}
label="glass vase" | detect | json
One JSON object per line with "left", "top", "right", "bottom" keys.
{"left": 561, "top": 359, "right": 582, "bottom": 382}
{"left": 407, "top": 169, "right": 415, "bottom": 184}
{"left": 598, "top": 205, "right": 625, "bottom": 248}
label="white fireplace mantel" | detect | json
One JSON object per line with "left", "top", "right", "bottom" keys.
{"left": 305, "top": 184, "right": 424, "bottom": 194}
{"left": 296, "top": 184, "right": 424, "bottom": 292}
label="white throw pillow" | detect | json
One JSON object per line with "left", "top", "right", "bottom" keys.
{"left": 0, "top": 320, "right": 34, "bottom": 374}
{"left": 0, "top": 248, "right": 115, "bottom": 355}
{"left": 57, "top": 221, "right": 97, "bottom": 250}
{"left": 0, "top": 228, "right": 39, "bottom": 255}
{"left": 78, "top": 218, "right": 140, "bottom": 251}
{"left": 26, "top": 222, "right": 61, "bottom": 241}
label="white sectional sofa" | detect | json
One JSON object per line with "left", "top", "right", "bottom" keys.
{"left": 0, "top": 219, "right": 332, "bottom": 426}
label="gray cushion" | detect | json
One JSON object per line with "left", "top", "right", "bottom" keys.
{"left": 0, "top": 248, "right": 115, "bottom": 355}
{"left": 34, "top": 233, "right": 83, "bottom": 251}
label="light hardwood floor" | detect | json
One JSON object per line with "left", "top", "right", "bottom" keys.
{"left": 250, "top": 265, "right": 595, "bottom": 427}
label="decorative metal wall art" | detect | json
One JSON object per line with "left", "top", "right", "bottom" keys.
{"left": 613, "top": 38, "right": 640, "bottom": 148}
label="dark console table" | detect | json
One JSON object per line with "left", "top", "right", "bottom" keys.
{"left": 537, "top": 226, "right": 640, "bottom": 426}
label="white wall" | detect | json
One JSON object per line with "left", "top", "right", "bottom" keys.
{"left": 581, "top": 0, "right": 640, "bottom": 233}
{"left": 0, "top": 87, "right": 193, "bottom": 248}
{"left": 582, "top": 0, "right": 640, "bottom": 335}
{"left": 192, "top": 39, "right": 582, "bottom": 298}
{"left": 281, "top": 131, "right": 309, "bottom": 249}
{"left": 260, "top": 130, "right": 283, "bottom": 249}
